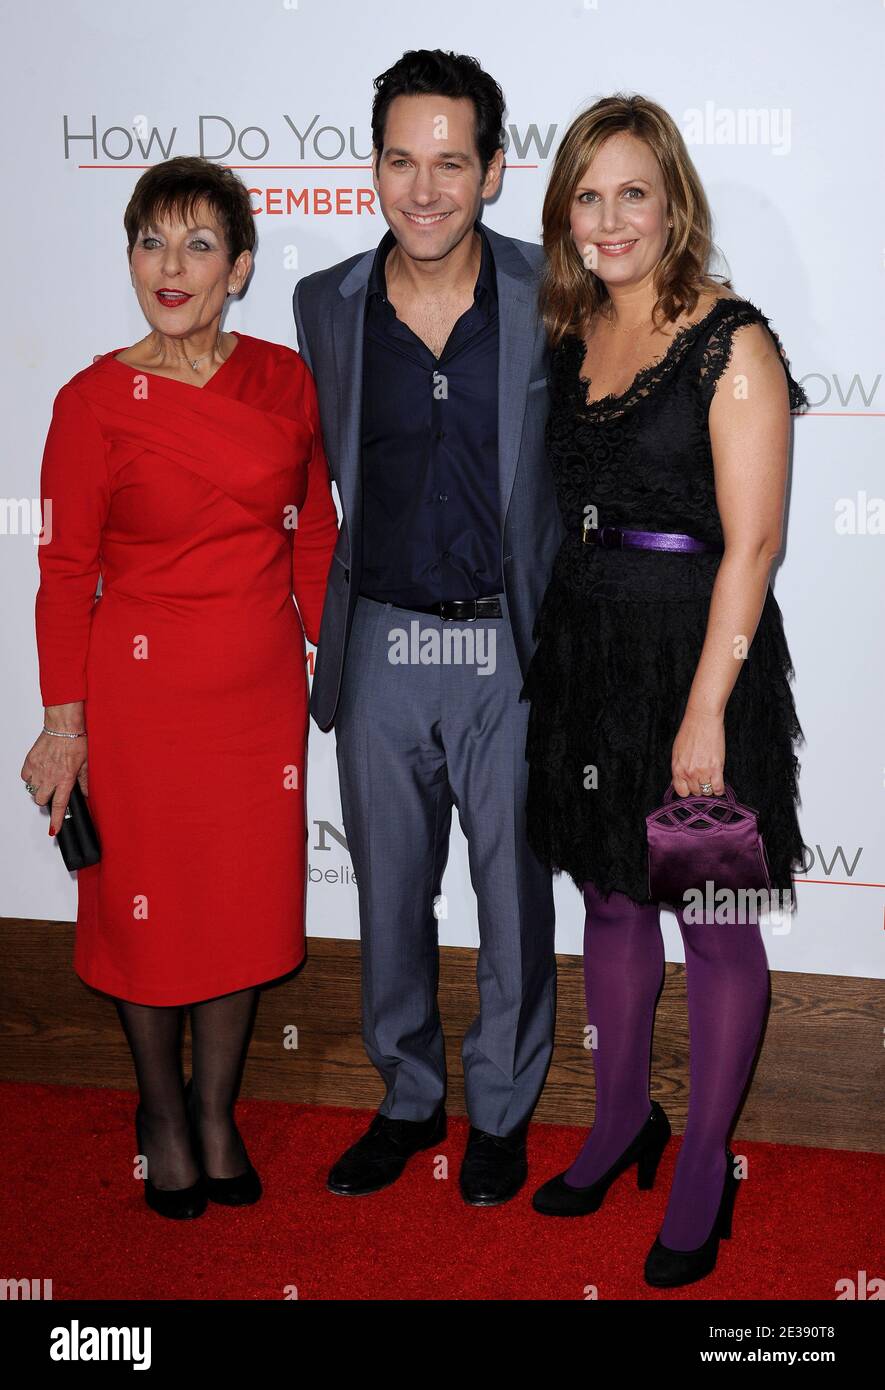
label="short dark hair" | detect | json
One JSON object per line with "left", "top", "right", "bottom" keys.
{"left": 371, "top": 49, "right": 506, "bottom": 177}
{"left": 123, "top": 155, "right": 256, "bottom": 263}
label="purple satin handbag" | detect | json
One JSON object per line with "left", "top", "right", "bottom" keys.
{"left": 646, "top": 782, "right": 771, "bottom": 906}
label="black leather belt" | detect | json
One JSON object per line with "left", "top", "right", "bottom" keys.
{"left": 388, "top": 596, "right": 503, "bottom": 620}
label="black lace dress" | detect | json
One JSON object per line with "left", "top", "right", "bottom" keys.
{"left": 520, "top": 296, "right": 808, "bottom": 903}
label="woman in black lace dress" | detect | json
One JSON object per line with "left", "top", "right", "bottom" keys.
{"left": 522, "top": 96, "right": 807, "bottom": 1288}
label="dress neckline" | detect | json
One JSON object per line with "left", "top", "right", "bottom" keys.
{"left": 570, "top": 295, "right": 749, "bottom": 413}
{"left": 105, "top": 330, "right": 246, "bottom": 391}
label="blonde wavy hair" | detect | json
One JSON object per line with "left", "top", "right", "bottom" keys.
{"left": 540, "top": 93, "right": 731, "bottom": 348}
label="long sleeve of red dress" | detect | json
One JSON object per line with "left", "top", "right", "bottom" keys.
{"left": 291, "top": 359, "right": 338, "bottom": 646}
{"left": 35, "top": 383, "right": 111, "bottom": 706}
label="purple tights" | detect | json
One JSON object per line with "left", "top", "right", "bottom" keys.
{"left": 565, "top": 879, "right": 769, "bottom": 1250}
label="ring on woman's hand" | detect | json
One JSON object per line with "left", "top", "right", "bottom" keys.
{"left": 700, "top": 781, "right": 714, "bottom": 795}
{"left": 25, "top": 782, "right": 38, "bottom": 795}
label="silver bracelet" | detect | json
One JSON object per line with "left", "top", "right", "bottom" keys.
{"left": 42, "top": 726, "right": 87, "bottom": 739}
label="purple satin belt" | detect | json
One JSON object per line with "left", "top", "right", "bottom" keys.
{"left": 582, "top": 522, "right": 722, "bottom": 554}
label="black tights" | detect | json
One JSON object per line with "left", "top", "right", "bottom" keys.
{"left": 117, "top": 986, "right": 260, "bottom": 1189}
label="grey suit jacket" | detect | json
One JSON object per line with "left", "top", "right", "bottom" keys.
{"left": 292, "top": 221, "right": 566, "bottom": 732}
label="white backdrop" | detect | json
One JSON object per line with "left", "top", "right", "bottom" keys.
{"left": 2, "top": 0, "right": 882, "bottom": 978}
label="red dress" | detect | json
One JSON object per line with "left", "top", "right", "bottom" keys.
{"left": 35, "top": 332, "right": 338, "bottom": 1005}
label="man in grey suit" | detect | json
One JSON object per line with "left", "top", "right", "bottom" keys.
{"left": 293, "top": 50, "right": 565, "bottom": 1205}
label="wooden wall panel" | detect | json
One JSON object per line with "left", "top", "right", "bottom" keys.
{"left": 1, "top": 921, "right": 882, "bottom": 1151}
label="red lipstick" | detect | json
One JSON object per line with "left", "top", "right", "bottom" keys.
{"left": 155, "top": 289, "right": 193, "bottom": 307}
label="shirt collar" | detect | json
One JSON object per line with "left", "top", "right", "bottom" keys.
{"left": 367, "top": 217, "right": 496, "bottom": 305}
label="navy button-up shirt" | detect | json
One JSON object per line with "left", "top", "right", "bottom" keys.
{"left": 359, "top": 218, "right": 502, "bottom": 606}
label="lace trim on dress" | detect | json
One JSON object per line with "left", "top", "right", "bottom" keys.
{"left": 696, "top": 299, "right": 809, "bottom": 414}
{"left": 557, "top": 296, "right": 809, "bottom": 420}
{"left": 562, "top": 297, "right": 731, "bottom": 420}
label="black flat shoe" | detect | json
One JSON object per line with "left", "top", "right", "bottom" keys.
{"left": 532, "top": 1101, "right": 671, "bottom": 1216}
{"left": 185, "top": 1078, "right": 262, "bottom": 1207}
{"left": 459, "top": 1125, "right": 529, "bottom": 1206}
{"left": 644, "top": 1147, "right": 739, "bottom": 1288}
{"left": 327, "top": 1107, "right": 447, "bottom": 1196}
{"left": 134, "top": 1103, "right": 207, "bottom": 1220}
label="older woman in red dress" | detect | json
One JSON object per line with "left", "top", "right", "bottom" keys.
{"left": 20, "top": 156, "right": 338, "bottom": 1219}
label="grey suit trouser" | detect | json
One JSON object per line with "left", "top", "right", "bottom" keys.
{"left": 333, "top": 591, "right": 556, "bottom": 1135}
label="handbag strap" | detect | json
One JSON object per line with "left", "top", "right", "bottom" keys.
{"left": 663, "top": 781, "right": 736, "bottom": 806}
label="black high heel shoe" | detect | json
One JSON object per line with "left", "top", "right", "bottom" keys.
{"left": 134, "top": 1103, "right": 207, "bottom": 1220}
{"left": 644, "top": 1147, "right": 739, "bottom": 1288}
{"left": 532, "top": 1101, "right": 671, "bottom": 1216}
{"left": 185, "top": 1078, "right": 262, "bottom": 1207}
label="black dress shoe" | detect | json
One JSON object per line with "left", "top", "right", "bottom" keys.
{"left": 185, "top": 1078, "right": 262, "bottom": 1207}
{"left": 134, "top": 1103, "right": 207, "bottom": 1220}
{"left": 327, "top": 1106, "right": 447, "bottom": 1196}
{"left": 459, "top": 1124, "right": 528, "bottom": 1206}
{"left": 644, "top": 1148, "right": 739, "bottom": 1288}
{"left": 532, "top": 1101, "right": 671, "bottom": 1216}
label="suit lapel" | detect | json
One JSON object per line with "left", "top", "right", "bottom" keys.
{"left": 330, "top": 274, "right": 370, "bottom": 536}
{"left": 494, "top": 269, "right": 535, "bottom": 528}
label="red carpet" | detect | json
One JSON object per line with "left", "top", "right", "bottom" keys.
{"left": 1, "top": 1082, "right": 881, "bottom": 1301}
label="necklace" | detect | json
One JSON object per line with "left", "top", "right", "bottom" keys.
{"left": 188, "top": 334, "right": 223, "bottom": 371}
{"left": 598, "top": 304, "right": 651, "bottom": 334}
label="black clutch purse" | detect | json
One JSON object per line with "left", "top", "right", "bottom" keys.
{"left": 50, "top": 780, "right": 101, "bottom": 870}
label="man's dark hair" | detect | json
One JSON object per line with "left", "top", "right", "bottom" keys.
{"left": 371, "top": 49, "right": 506, "bottom": 177}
